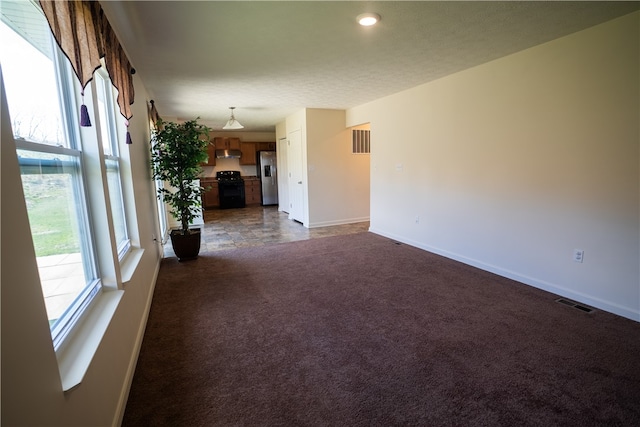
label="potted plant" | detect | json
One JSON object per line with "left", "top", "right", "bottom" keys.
{"left": 151, "top": 118, "right": 210, "bottom": 261}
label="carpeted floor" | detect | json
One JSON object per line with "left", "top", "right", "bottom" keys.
{"left": 123, "top": 232, "right": 640, "bottom": 426}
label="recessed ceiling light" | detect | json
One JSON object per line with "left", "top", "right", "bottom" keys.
{"left": 357, "top": 12, "right": 381, "bottom": 27}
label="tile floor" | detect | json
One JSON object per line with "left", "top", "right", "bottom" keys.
{"left": 164, "top": 205, "right": 370, "bottom": 257}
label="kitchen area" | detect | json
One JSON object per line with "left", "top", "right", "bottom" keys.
{"left": 200, "top": 136, "right": 278, "bottom": 210}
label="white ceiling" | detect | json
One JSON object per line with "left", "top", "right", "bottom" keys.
{"left": 100, "top": 1, "right": 639, "bottom": 132}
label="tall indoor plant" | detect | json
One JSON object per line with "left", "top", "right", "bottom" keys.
{"left": 151, "top": 118, "right": 210, "bottom": 261}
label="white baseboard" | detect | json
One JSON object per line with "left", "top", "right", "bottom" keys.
{"left": 308, "top": 216, "right": 370, "bottom": 229}
{"left": 369, "top": 227, "right": 640, "bottom": 323}
{"left": 112, "top": 257, "right": 162, "bottom": 427}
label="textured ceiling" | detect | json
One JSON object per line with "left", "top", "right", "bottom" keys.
{"left": 100, "top": 1, "right": 639, "bottom": 132}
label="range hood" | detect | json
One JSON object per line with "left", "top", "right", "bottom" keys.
{"left": 215, "top": 149, "right": 242, "bottom": 159}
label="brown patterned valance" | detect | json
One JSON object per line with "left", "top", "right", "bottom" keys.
{"left": 39, "top": 0, "right": 135, "bottom": 121}
{"left": 148, "top": 100, "right": 162, "bottom": 129}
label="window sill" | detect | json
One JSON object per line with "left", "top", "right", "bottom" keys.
{"left": 120, "top": 247, "right": 144, "bottom": 285}
{"left": 55, "top": 248, "right": 142, "bottom": 392}
{"left": 56, "top": 289, "right": 123, "bottom": 392}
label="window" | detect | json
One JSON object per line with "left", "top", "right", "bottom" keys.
{"left": 149, "top": 113, "right": 168, "bottom": 240}
{"left": 1, "top": 1, "right": 113, "bottom": 349}
{"left": 17, "top": 148, "right": 101, "bottom": 342}
{"left": 94, "top": 69, "right": 130, "bottom": 258}
{"left": 155, "top": 172, "right": 169, "bottom": 240}
{"left": 1, "top": 1, "right": 64, "bottom": 147}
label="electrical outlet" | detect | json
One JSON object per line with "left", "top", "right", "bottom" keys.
{"left": 415, "top": 215, "right": 420, "bottom": 224}
{"left": 573, "top": 249, "right": 584, "bottom": 263}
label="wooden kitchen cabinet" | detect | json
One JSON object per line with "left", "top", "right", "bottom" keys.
{"left": 240, "top": 142, "right": 257, "bottom": 165}
{"left": 244, "top": 178, "right": 261, "bottom": 205}
{"left": 213, "top": 137, "right": 240, "bottom": 150}
{"left": 257, "top": 141, "right": 276, "bottom": 151}
{"left": 240, "top": 141, "right": 276, "bottom": 165}
{"left": 201, "top": 179, "right": 219, "bottom": 209}
{"left": 202, "top": 142, "right": 216, "bottom": 166}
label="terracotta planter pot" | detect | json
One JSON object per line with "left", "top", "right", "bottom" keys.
{"left": 170, "top": 229, "right": 201, "bottom": 261}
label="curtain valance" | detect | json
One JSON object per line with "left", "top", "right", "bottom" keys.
{"left": 148, "top": 100, "right": 162, "bottom": 129}
{"left": 39, "top": 0, "right": 135, "bottom": 121}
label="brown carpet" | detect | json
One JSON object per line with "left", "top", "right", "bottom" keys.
{"left": 123, "top": 232, "right": 640, "bottom": 426}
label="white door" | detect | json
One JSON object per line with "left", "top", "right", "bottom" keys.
{"left": 277, "top": 137, "right": 289, "bottom": 213}
{"left": 288, "top": 130, "right": 304, "bottom": 223}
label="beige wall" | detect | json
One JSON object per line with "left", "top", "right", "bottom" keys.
{"left": 305, "top": 109, "right": 370, "bottom": 227}
{"left": 1, "top": 74, "right": 165, "bottom": 425}
{"left": 347, "top": 12, "right": 639, "bottom": 320}
{"left": 280, "top": 108, "right": 370, "bottom": 227}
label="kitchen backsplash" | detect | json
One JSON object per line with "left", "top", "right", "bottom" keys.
{"left": 201, "top": 158, "right": 257, "bottom": 178}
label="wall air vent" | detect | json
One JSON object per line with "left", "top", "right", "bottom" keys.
{"left": 555, "top": 298, "right": 594, "bottom": 313}
{"left": 352, "top": 129, "right": 370, "bottom": 154}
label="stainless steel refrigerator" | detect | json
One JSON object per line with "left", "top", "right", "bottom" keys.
{"left": 257, "top": 151, "right": 278, "bottom": 206}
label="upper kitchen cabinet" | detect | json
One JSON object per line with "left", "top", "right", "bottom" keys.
{"left": 214, "top": 137, "right": 241, "bottom": 150}
{"left": 258, "top": 142, "right": 276, "bottom": 151}
{"left": 240, "top": 142, "right": 257, "bottom": 165}
{"left": 202, "top": 141, "right": 216, "bottom": 166}
{"left": 239, "top": 141, "right": 276, "bottom": 165}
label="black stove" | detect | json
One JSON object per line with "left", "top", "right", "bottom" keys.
{"left": 216, "top": 170, "right": 243, "bottom": 182}
{"left": 216, "top": 171, "right": 245, "bottom": 209}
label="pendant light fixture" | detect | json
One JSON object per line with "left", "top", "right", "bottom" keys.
{"left": 223, "top": 107, "right": 244, "bottom": 130}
